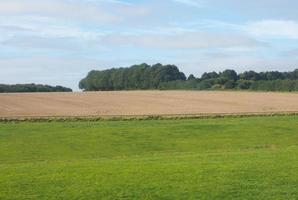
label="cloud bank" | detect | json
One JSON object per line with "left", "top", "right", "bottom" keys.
{"left": 1, "top": 0, "right": 298, "bottom": 90}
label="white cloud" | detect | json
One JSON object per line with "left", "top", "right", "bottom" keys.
{"left": 246, "top": 20, "right": 298, "bottom": 39}
{"left": 80, "top": 0, "right": 133, "bottom": 5}
{"left": 0, "top": 0, "right": 119, "bottom": 23}
{"left": 0, "top": 16, "right": 105, "bottom": 40}
{"left": 0, "top": 16, "right": 107, "bottom": 51}
{"left": 103, "top": 32, "right": 265, "bottom": 49}
{"left": 169, "top": 19, "right": 298, "bottom": 40}
{"left": 172, "top": 0, "right": 202, "bottom": 8}
{"left": 0, "top": 0, "right": 149, "bottom": 24}
{"left": 1, "top": 36, "right": 84, "bottom": 51}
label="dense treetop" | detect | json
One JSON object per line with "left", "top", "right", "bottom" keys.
{"left": 0, "top": 84, "right": 72, "bottom": 93}
{"left": 79, "top": 63, "right": 186, "bottom": 91}
{"left": 80, "top": 63, "right": 298, "bottom": 92}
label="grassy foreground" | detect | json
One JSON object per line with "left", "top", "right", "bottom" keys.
{"left": 0, "top": 116, "right": 297, "bottom": 199}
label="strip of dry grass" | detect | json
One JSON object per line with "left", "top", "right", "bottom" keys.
{"left": 1, "top": 111, "right": 298, "bottom": 123}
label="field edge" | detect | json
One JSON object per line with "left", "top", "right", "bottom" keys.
{"left": 1, "top": 111, "right": 298, "bottom": 122}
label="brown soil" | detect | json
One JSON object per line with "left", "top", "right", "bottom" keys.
{"left": 0, "top": 91, "right": 298, "bottom": 118}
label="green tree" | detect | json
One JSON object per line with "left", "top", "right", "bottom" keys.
{"left": 224, "top": 80, "right": 236, "bottom": 89}
{"left": 221, "top": 70, "right": 238, "bottom": 81}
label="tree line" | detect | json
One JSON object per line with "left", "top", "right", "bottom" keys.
{"left": 79, "top": 63, "right": 186, "bottom": 91}
{"left": 79, "top": 63, "right": 298, "bottom": 92}
{"left": 0, "top": 84, "right": 72, "bottom": 93}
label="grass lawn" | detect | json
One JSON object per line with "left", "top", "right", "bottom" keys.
{"left": 0, "top": 116, "right": 297, "bottom": 199}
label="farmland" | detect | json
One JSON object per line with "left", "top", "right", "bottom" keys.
{"left": 0, "top": 91, "right": 298, "bottom": 199}
{"left": 0, "top": 91, "right": 298, "bottom": 118}
{"left": 0, "top": 116, "right": 298, "bottom": 199}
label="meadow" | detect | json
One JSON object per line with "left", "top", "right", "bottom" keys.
{"left": 0, "top": 116, "right": 297, "bottom": 199}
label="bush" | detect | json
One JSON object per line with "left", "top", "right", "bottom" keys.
{"left": 198, "top": 80, "right": 213, "bottom": 90}
{"left": 211, "top": 84, "right": 222, "bottom": 90}
{"left": 224, "top": 80, "right": 236, "bottom": 89}
{"left": 250, "top": 80, "right": 298, "bottom": 91}
{"left": 237, "top": 80, "right": 252, "bottom": 90}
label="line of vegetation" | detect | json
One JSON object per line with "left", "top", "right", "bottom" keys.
{"left": 0, "top": 84, "right": 72, "bottom": 93}
{"left": 79, "top": 63, "right": 298, "bottom": 92}
{"left": 2, "top": 112, "right": 298, "bottom": 123}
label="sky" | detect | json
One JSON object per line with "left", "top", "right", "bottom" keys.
{"left": 1, "top": 0, "right": 298, "bottom": 90}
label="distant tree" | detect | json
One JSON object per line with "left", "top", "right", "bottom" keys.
{"left": 224, "top": 80, "right": 236, "bottom": 89}
{"left": 187, "top": 74, "right": 196, "bottom": 80}
{"left": 239, "top": 71, "right": 260, "bottom": 81}
{"left": 197, "top": 80, "right": 213, "bottom": 90}
{"left": 79, "top": 63, "right": 186, "bottom": 91}
{"left": 221, "top": 70, "right": 238, "bottom": 81}
{"left": 291, "top": 69, "right": 298, "bottom": 79}
{"left": 237, "top": 80, "right": 252, "bottom": 90}
{"left": 211, "top": 84, "right": 222, "bottom": 90}
{"left": 265, "top": 71, "right": 285, "bottom": 80}
{"left": 214, "top": 77, "right": 228, "bottom": 85}
{"left": 0, "top": 84, "right": 72, "bottom": 93}
{"left": 201, "top": 72, "right": 219, "bottom": 80}
{"left": 79, "top": 65, "right": 298, "bottom": 92}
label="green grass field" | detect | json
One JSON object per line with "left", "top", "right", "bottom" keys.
{"left": 0, "top": 116, "right": 297, "bottom": 200}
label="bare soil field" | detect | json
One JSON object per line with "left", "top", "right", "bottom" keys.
{"left": 0, "top": 91, "right": 298, "bottom": 118}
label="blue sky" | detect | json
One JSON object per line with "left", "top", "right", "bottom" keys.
{"left": 1, "top": 0, "right": 298, "bottom": 90}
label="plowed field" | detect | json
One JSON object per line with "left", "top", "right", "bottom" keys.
{"left": 1, "top": 91, "right": 298, "bottom": 117}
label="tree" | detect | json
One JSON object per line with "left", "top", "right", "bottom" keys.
{"left": 237, "top": 80, "right": 252, "bottom": 89}
{"left": 79, "top": 65, "right": 298, "bottom": 92}
{"left": 197, "top": 80, "right": 212, "bottom": 90}
{"left": 0, "top": 84, "right": 72, "bottom": 93}
{"left": 264, "top": 71, "right": 285, "bottom": 80}
{"left": 291, "top": 69, "right": 298, "bottom": 79}
{"left": 224, "top": 80, "right": 236, "bottom": 89}
{"left": 239, "top": 71, "right": 260, "bottom": 81}
{"left": 79, "top": 63, "right": 186, "bottom": 91}
{"left": 221, "top": 70, "right": 238, "bottom": 81}
{"left": 201, "top": 72, "right": 218, "bottom": 80}
{"left": 187, "top": 74, "right": 196, "bottom": 80}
